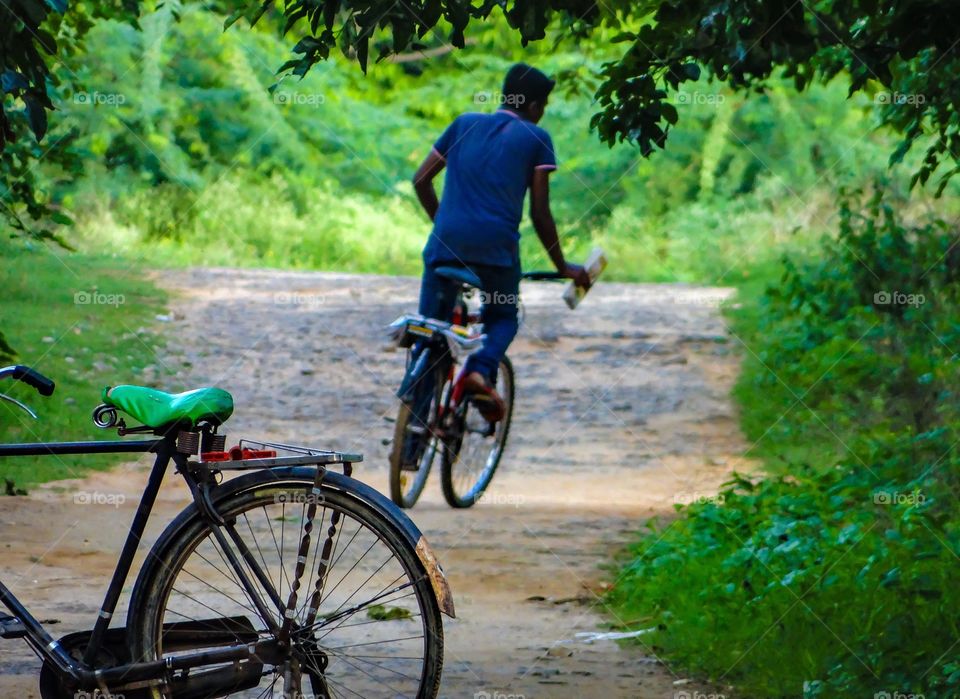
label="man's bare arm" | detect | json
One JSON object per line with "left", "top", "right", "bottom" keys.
{"left": 530, "top": 169, "right": 591, "bottom": 287}
{"left": 412, "top": 149, "right": 446, "bottom": 221}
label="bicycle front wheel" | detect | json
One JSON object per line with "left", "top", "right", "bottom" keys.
{"left": 128, "top": 474, "right": 444, "bottom": 698}
{"left": 440, "top": 356, "right": 514, "bottom": 508}
{"left": 389, "top": 366, "right": 448, "bottom": 508}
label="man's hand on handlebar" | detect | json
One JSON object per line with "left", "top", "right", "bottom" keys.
{"left": 562, "top": 263, "right": 591, "bottom": 290}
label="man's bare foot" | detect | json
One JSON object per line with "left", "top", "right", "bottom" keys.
{"left": 462, "top": 371, "right": 505, "bottom": 422}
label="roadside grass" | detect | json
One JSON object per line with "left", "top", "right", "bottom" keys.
{"left": 604, "top": 191, "right": 960, "bottom": 698}
{"left": 0, "top": 239, "right": 168, "bottom": 488}
{"left": 726, "top": 257, "right": 849, "bottom": 475}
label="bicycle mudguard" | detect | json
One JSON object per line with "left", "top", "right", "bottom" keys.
{"left": 128, "top": 467, "right": 455, "bottom": 621}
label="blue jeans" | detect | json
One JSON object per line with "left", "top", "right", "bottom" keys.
{"left": 398, "top": 261, "right": 519, "bottom": 463}
{"left": 418, "top": 260, "right": 521, "bottom": 379}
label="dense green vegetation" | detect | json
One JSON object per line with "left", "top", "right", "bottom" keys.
{"left": 4, "top": 2, "right": 960, "bottom": 696}
{"left": 0, "top": 240, "right": 167, "bottom": 485}
{"left": 14, "top": 5, "right": 928, "bottom": 283}
{"left": 609, "top": 187, "right": 960, "bottom": 697}
{"left": 10, "top": 1, "right": 960, "bottom": 221}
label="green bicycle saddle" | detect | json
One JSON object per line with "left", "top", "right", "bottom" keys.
{"left": 102, "top": 385, "right": 234, "bottom": 429}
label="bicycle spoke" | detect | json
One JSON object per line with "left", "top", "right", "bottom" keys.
{"left": 254, "top": 672, "right": 282, "bottom": 699}
{"left": 318, "top": 537, "right": 379, "bottom": 607}
{"left": 312, "top": 611, "right": 422, "bottom": 636}
{"left": 244, "top": 511, "right": 279, "bottom": 599}
{"left": 442, "top": 358, "right": 512, "bottom": 505}
{"left": 264, "top": 504, "right": 292, "bottom": 603}
{"left": 310, "top": 581, "right": 416, "bottom": 635}
{"left": 312, "top": 591, "right": 422, "bottom": 651}
{"left": 322, "top": 674, "right": 369, "bottom": 699}
{"left": 322, "top": 644, "right": 421, "bottom": 684}
{"left": 312, "top": 575, "right": 411, "bottom": 640}
{"left": 322, "top": 552, "right": 397, "bottom": 619}
{"left": 199, "top": 541, "right": 265, "bottom": 617}
{"left": 320, "top": 646, "right": 414, "bottom": 696}
{"left": 173, "top": 562, "right": 260, "bottom": 620}
{"left": 325, "top": 634, "right": 425, "bottom": 651}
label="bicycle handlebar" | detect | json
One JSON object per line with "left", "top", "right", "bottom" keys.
{"left": 521, "top": 271, "right": 565, "bottom": 281}
{"left": 0, "top": 365, "right": 56, "bottom": 396}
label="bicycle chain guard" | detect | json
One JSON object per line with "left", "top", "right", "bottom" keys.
{"left": 39, "top": 626, "right": 149, "bottom": 699}
{"left": 39, "top": 617, "right": 261, "bottom": 699}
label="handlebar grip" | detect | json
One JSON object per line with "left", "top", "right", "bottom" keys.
{"left": 521, "top": 271, "right": 565, "bottom": 281}
{"left": 12, "top": 366, "right": 55, "bottom": 396}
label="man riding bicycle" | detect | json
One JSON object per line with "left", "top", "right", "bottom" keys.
{"left": 408, "top": 63, "right": 591, "bottom": 429}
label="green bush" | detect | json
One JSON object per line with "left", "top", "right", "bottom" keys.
{"left": 608, "top": 187, "right": 960, "bottom": 698}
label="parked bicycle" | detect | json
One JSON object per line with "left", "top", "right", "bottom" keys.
{"left": 387, "top": 268, "right": 564, "bottom": 509}
{"left": 0, "top": 365, "right": 454, "bottom": 699}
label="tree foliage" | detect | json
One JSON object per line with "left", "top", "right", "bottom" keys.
{"left": 2, "top": 0, "right": 960, "bottom": 252}
{"left": 589, "top": 0, "right": 960, "bottom": 192}
{"left": 1, "top": 0, "right": 138, "bottom": 239}
{"left": 5, "top": 1, "right": 960, "bottom": 165}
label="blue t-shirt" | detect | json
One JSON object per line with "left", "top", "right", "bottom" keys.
{"left": 423, "top": 109, "right": 557, "bottom": 268}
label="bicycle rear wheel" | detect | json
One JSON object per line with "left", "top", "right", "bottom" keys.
{"left": 440, "top": 356, "right": 514, "bottom": 508}
{"left": 128, "top": 474, "right": 444, "bottom": 698}
{"left": 389, "top": 366, "right": 448, "bottom": 508}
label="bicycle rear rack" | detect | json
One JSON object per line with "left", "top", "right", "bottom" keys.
{"left": 190, "top": 437, "right": 362, "bottom": 474}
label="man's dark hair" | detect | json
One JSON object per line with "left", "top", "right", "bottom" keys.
{"left": 502, "top": 63, "right": 555, "bottom": 108}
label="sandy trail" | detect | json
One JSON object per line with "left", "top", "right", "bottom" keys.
{"left": 0, "top": 270, "right": 748, "bottom": 697}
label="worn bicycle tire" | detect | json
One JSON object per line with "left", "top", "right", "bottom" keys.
{"left": 389, "top": 366, "right": 447, "bottom": 508}
{"left": 440, "top": 356, "right": 514, "bottom": 508}
{"left": 127, "top": 474, "right": 444, "bottom": 699}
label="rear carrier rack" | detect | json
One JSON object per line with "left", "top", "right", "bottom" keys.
{"left": 189, "top": 436, "right": 362, "bottom": 472}
{"left": 388, "top": 314, "right": 485, "bottom": 353}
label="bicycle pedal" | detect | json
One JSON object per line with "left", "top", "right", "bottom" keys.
{"left": 0, "top": 615, "right": 26, "bottom": 639}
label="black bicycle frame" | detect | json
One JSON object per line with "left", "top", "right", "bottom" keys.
{"left": 0, "top": 434, "right": 285, "bottom": 691}
{"left": 0, "top": 437, "right": 164, "bottom": 674}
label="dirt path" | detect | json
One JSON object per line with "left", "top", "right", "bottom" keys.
{"left": 0, "top": 270, "right": 748, "bottom": 698}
